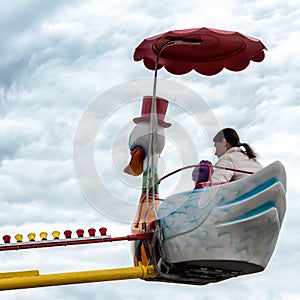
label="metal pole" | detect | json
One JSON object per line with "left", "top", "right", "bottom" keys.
{"left": 144, "top": 39, "right": 202, "bottom": 222}
{"left": 0, "top": 233, "right": 153, "bottom": 252}
{"left": 0, "top": 263, "right": 156, "bottom": 291}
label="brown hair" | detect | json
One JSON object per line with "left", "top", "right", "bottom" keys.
{"left": 213, "top": 128, "right": 257, "bottom": 159}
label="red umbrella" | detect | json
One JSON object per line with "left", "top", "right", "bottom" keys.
{"left": 134, "top": 27, "right": 267, "bottom": 76}
{"left": 133, "top": 28, "right": 267, "bottom": 217}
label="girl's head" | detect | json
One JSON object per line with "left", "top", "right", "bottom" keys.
{"left": 213, "top": 128, "right": 257, "bottom": 159}
{"left": 214, "top": 128, "right": 240, "bottom": 145}
{"left": 213, "top": 128, "right": 240, "bottom": 158}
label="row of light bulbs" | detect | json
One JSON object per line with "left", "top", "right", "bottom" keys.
{"left": 2, "top": 227, "right": 108, "bottom": 243}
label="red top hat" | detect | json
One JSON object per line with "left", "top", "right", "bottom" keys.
{"left": 133, "top": 96, "right": 171, "bottom": 128}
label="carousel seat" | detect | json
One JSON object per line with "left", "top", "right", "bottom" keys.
{"left": 149, "top": 161, "right": 286, "bottom": 285}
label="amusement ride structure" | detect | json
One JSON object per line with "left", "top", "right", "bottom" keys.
{"left": 0, "top": 28, "right": 286, "bottom": 290}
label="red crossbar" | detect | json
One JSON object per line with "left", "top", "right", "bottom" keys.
{"left": 0, "top": 233, "right": 153, "bottom": 252}
{"left": 156, "top": 163, "right": 254, "bottom": 185}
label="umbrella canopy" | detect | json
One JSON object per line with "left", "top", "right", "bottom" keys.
{"left": 134, "top": 27, "right": 267, "bottom": 76}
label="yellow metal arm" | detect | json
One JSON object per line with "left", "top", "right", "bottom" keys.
{"left": 0, "top": 263, "right": 156, "bottom": 291}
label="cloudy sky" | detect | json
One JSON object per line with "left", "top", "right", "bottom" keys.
{"left": 0, "top": 0, "right": 299, "bottom": 299}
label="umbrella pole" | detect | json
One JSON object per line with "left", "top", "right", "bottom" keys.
{"left": 152, "top": 39, "right": 202, "bottom": 102}
{"left": 145, "top": 41, "right": 180, "bottom": 224}
{"left": 144, "top": 40, "right": 202, "bottom": 224}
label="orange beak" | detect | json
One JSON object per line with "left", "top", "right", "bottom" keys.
{"left": 123, "top": 147, "right": 145, "bottom": 176}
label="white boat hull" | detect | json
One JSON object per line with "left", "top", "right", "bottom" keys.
{"left": 155, "top": 161, "right": 286, "bottom": 283}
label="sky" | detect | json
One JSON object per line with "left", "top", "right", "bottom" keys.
{"left": 0, "top": 0, "right": 299, "bottom": 299}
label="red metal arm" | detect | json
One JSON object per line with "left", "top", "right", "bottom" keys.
{"left": 0, "top": 233, "right": 153, "bottom": 252}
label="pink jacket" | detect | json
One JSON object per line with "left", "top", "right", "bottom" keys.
{"left": 212, "top": 147, "right": 263, "bottom": 182}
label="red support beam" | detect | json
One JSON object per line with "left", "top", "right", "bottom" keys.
{"left": 0, "top": 233, "right": 153, "bottom": 252}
